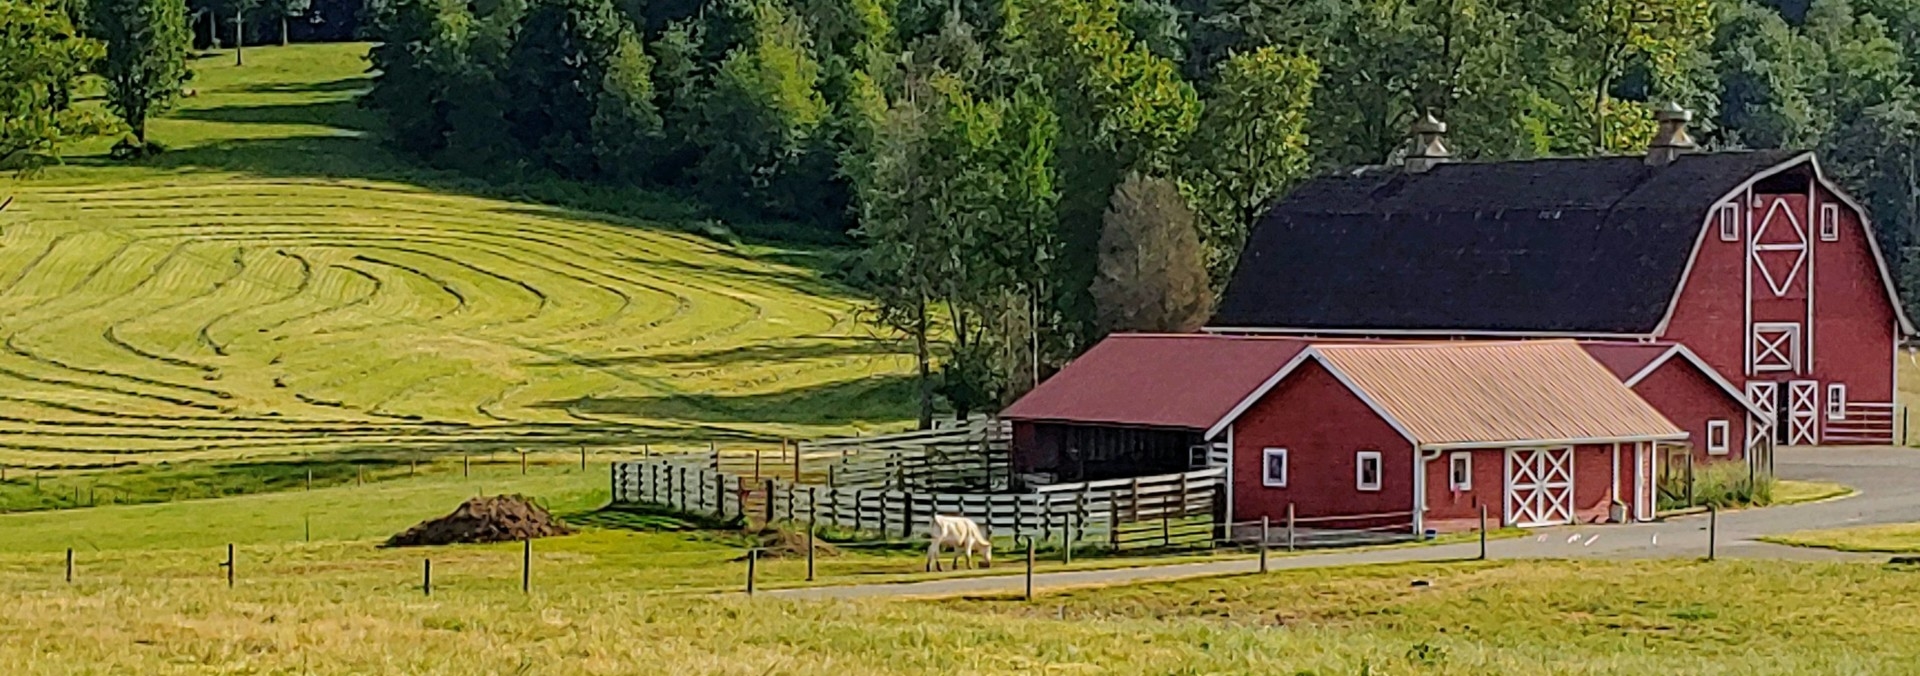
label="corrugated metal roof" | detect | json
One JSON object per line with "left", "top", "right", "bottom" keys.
{"left": 1315, "top": 340, "right": 1684, "bottom": 447}
{"left": 1000, "top": 334, "right": 1310, "bottom": 429}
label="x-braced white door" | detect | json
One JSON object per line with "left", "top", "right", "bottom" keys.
{"left": 1747, "top": 381, "right": 1778, "bottom": 452}
{"left": 1787, "top": 380, "right": 1819, "bottom": 445}
{"left": 1505, "top": 447, "right": 1574, "bottom": 527}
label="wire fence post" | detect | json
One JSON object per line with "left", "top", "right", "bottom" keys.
{"left": 423, "top": 559, "right": 432, "bottom": 596}
{"left": 521, "top": 451, "right": 528, "bottom": 476}
{"left": 1024, "top": 536, "right": 1035, "bottom": 602}
{"left": 1708, "top": 505, "right": 1718, "bottom": 561}
{"left": 305, "top": 469, "right": 312, "bottom": 491}
{"left": 223, "top": 544, "right": 235, "bottom": 588}
{"left": 1478, "top": 504, "right": 1488, "bottom": 560}
{"left": 463, "top": 454, "right": 470, "bottom": 477}
{"left": 581, "top": 446, "right": 588, "bottom": 471}
{"left": 65, "top": 547, "right": 72, "bottom": 583}
{"left": 806, "top": 498, "right": 818, "bottom": 583}
{"left": 746, "top": 548, "right": 759, "bottom": 596}
{"left": 522, "top": 539, "right": 532, "bottom": 593}
{"left": 304, "top": 514, "right": 311, "bottom": 543}
{"left": 1259, "top": 516, "right": 1270, "bottom": 574}
{"left": 1686, "top": 452, "right": 1696, "bottom": 508}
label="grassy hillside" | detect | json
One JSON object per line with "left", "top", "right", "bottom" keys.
{"left": 0, "top": 44, "right": 918, "bottom": 469}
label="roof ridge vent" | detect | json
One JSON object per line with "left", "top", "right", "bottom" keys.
{"left": 1405, "top": 113, "right": 1451, "bottom": 174}
{"left": 1646, "top": 102, "right": 1696, "bottom": 167}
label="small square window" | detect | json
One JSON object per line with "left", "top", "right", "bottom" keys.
{"left": 1448, "top": 452, "right": 1472, "bottom": 491}
{"left": 1718, "top": 203, "right": 1740, "bottom": 242}
{"left": 1262, "top": 448, "right": 1288, "bottom": 487}
{"left": 1356, "top": 451, "right": 1382, "bottom": 491}
{"left": 1827, "top": 384, "right": 1847, "bottom": 421}
{"left": 1820, "top": 204, "right": 1840, "bottom": 242}
{"left": 1706, "top": 420, "right": 1730, "bottom": 455}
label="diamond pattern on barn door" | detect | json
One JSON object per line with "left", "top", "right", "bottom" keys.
{"left": 1505, "top": 447, "right": 1574, "bottom": 527}
{"left": 1787, "top": 380, "right": 1819, "bottom": 445}
{"left": 1752, "top": 198, "right": 1808, "bottom": 298}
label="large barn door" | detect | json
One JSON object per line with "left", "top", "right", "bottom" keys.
{"left": 1746, "top": 381, "right": 1778, "bottom": 453}
{"left": 1787, "top": 381, "right": 1819, "bottom": 445}
{"left": 1504, "top": 447, "right": 1575, "bottom": 527}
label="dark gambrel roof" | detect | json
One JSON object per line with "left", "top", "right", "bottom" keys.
{"left": 1212, "top": 150, "right": 1809, "bottom": 335}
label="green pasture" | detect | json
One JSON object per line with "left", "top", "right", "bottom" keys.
{"left": 0, "top": 43, "right": 919, "bottom": 471}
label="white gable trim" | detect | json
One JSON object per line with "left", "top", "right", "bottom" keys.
{"left": 1622, "top": 345, "right": 1774, "bottom": 424}
{"left": 1202, "top": 348, "right": 1420, "bottom": 447}
{"left": 1203, "top": 326, "right": 1649, "bottom": 339}
{"left": 1651, "top": 151, "right": 1915, "bottom": 337}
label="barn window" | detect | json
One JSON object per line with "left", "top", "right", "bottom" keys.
{"left": 1717, "top": 203, "right": 1740, "bottom": 242}
{"left": 1356, "top": 451, "right": 1383, "bottom": 491}
{"left": 1449, "top": 452, "right": 1472, "bottom": 491}
{"left": 1820, "top": 203, "right": 1840, "bottom": 241}
{"left": 1706, "top": 420, "right": 1730, "bottom": 456}
{"left": 1262, "top": 448, "right": 1288, "bottom": 487}
{"left": 1827, "top": 384, "right": 1847, "bottom": 421}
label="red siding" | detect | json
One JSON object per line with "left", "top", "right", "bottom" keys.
{"left": 1632, "top": 359, "right": 1749, "bottom": 466}
{"left": 1423, "top": 444, "right": 1636, "bottom": 531}
{"left": 1230, "top": 360, "right": 1414, "bottom": 527}
{"left": 1660, "top": 178, "right": 1900, "bottom": 444}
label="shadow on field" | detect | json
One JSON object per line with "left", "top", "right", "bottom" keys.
{"left": 546, "top": 337, "right": 906, "bottom": 369}
{"left": 172, "top": 99, "right": 374, "bottom": 130}
{"left": 536, "top": 375, "right": 922, "bottom": 426}
{"left": 231, "top": 76, "right": 373, "bottom": 95}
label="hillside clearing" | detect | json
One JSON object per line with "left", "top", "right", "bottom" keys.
{"left": 0, "top": 43, "right": 918, "bottom": 470}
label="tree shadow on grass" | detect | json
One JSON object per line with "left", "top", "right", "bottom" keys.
{"left": 534, "top": 375, "right": 923, "bottom": 426}
{"left": 532, "top": 336, "right": 907, "bottom": 370}
{"left": 171, "top": 99, "right": 376, "bottom": 130}
{"left": 229, "top": 76, "right": 373, "bottom": 96}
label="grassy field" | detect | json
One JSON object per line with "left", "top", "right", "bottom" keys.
{"left": 0, "top": 43, "right": 919, "bottom": 471}
{"left": 1763, "top": 522, "right": 1920, "bottom": 553}
{"left": 3, "top": 468, "right": 1918, "bottom": 674}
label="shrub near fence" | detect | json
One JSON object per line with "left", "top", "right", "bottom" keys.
{"left": 610, "top": 460, "right": 1223, "bottom": 551}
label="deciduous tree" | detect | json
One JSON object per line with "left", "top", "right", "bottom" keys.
{"left": 91, "top": 0, "right": 192, "bottom": 153}
{"left": 0, "top": 0, "right": 118, "bottom": 170}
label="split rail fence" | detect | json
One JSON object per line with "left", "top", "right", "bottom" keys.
{"left": 611, "top": 458, "right": 1222, "bottom": 551}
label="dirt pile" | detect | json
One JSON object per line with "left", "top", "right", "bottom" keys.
{"left": 384, "top": 494, "right": 573, "bottom": 547}
{"left": 733, "top": 526, "right": 841, "bottom": 560}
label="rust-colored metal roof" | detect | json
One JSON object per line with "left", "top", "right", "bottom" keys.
{"left": 1000, "top": 334, "right": 1309, "bottom": 429}
{"left": 1577, "top": 341, "right": 1675, "bottom": 380}
{"left": 1313, "top": 340, "right": 1685, "bottom": 447}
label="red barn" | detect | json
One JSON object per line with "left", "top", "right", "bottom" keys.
{"left": 1580, "top": 342, "right": 1774, "bottom": 472}
{"left": 1212, "top": 129, "right": 1912, "bottom": 447}
{"left": 1001, "top": 335, "right": 1685, "bottom": 532}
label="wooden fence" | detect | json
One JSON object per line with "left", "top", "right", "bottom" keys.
{"left": 610, "top": 460, "right": 1222, "bottom": 551}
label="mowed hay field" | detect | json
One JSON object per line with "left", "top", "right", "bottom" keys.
{"left": 0, "top": 44, "right": 915, "bottom": 470}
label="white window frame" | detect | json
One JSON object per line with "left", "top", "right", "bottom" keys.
{"left": 1706, "top": 420, "right": 1730, "bottom": 456}
{"left": 1718, "top": 202, "right": 1741, "bottom": 242}
{"left": 1449, "top": 451, "right": 1472, "bottom": 491}
{"left": 1827, "top": 383, "right": 1847, "bottom": 421}
{"left": 1752, "top": 323, "right": 1801, "bottom": 373}
{"left": 1356, "top": 451, "right": 1383, "bottom": 492}
{"left": 1262, "top": 447, "right": 1288, "bottom": 487}
{"left": 1820, "top": 203, "right": 1840, "bottom": 242}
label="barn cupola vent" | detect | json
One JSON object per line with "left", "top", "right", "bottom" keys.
{"left": 1645, "top": 102, "right": 1697, "bottom": 167}
{"left": 1405, "top": 113, "right": 1452, "bottom": 174}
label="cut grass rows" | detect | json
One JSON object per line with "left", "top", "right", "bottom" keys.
{"left": 0, "top": 44, "right": 917, "bottom": 469}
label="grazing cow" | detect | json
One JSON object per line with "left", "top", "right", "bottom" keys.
{"left": 926, "top": 514, "right": 992, "bottom": 571}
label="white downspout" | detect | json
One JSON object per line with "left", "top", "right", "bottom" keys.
{"left": 1224, "top": 425, "right": 1235, "bottom": 534}
{"left": 1414, "top": 448, "right": 1440, "bottom": 537}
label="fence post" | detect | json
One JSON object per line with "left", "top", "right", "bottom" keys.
{"left": 423, "top": 559, "right": 432, "bottom": 597}
{"left": 463, "top": 454, "right": 470, "bottom": 477}
{"left": 678, "top": 467, "right": 689, "bottom": 513}
{"left": 902, "top": 492, "right": 915, "bottom": 540}
{"left": 224, "top": 544, "right": 235, "bottom": 588}
{"left": 1259, "top": 516, "right": 1270, "bottom": 574}
{"left": 716, "top": 473, "right": 727, "bottom": 520}
{"left": 792, "top": 438, "right": 801, "bottom": 484}
{"left": 520, "top": 451, "right": 527, "bottom": 476}
{"left": 786, "top": 483, "right": 796, "bottom": 522}
{"left": 1708, "top": 505, "right": 1718, "bottom": 561}
{"left": 806, "top": 500, "right": 817, "bottom": 583}
{"left": 1108, "top": 500, "right": 1120, "bottom": 552}
{"left": 1903, "top": 407, "right": 1910, "bottom": 445}
{"left": 522, "top": 539, "right": 532, "bottom": 593}
{"left": 765, "top": 479, "right": 778, "bottom": 526}
{"left": 304, "top": 514, "right": 311, "bottom": 542}
{"left": 1024, "top": 536, "right": 1035, "bottom": 602}
{"left": 754, "top": 447, "right": 762, "bottom": 482}
{"left": 65, "top": 547, "right": 72, "bottom": 583}
{"left": 1286, "top": 503, "right": 1296, "bottom": 552}
{"left": 580, "top": 446, "right": 587, "bottom": 471}
{"left": 1479, "top": 504, "right": 1488, "bottom": 560}
{"left": 305, "top": 469, "right": 312, "bottom": 491}
{"left": 746, "top": 548, "right": 758, "bottom": 596}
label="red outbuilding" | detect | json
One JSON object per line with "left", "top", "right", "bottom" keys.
{"left": 1002, "top": 335, "right": 1687, "bottom": 533}
{"left": 1212, "top": 115, "right": 1912, "bottom": 447}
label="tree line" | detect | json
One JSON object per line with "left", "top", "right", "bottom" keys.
{"left": 356, "top": 0, "right": 1920, "bottom": 426}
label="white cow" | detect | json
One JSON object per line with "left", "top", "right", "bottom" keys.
{"left": 926, "top": 514, "right": 993, "bottom": 571}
